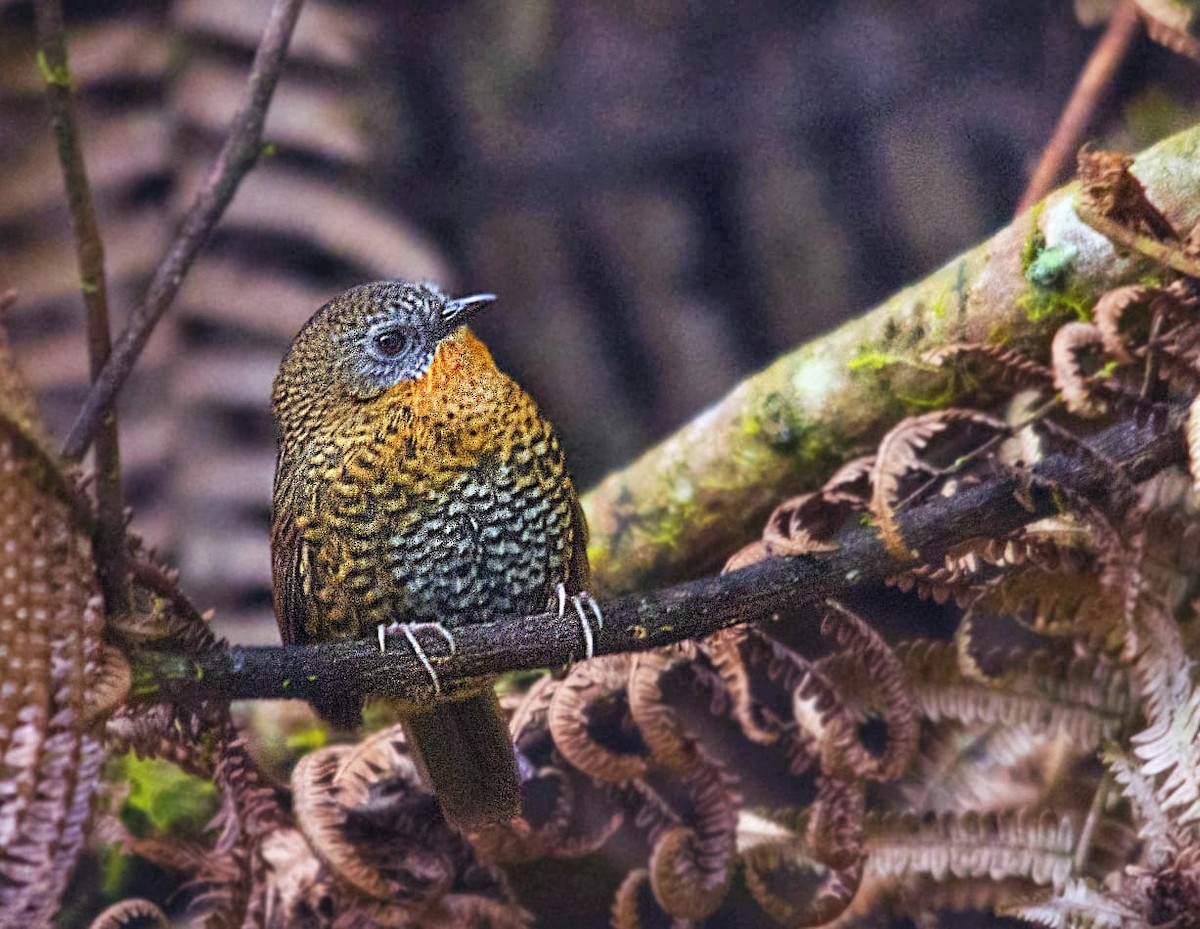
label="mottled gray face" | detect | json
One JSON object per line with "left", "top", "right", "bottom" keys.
{"left": 293, "top": 280, "right": 495, "bottom": 401}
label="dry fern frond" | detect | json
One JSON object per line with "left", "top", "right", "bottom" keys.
{"left": 821, "top": 602, "right": 918, "bottom": 781}
{"left": 472, "top": 767, "right": 575, "bottom": 865}
{"left": 1130, "top": 844, "right": 1200, "bottom": 929}
{"left": 1124, "top": 587, "right": 1200, "bottom": 845}
{"left": 85, "top": 645, "right": 134, "bottom": 726}
{"left": 104, "top": 704, "right": 216, "bottom": 780}
{"left": 790, "top": 653, "right": 874, "bottom": 780}
{"left": 806, "top": 776, "right": 866, "bottom": 871}
{"left": 821, "top": 455, "right": 876, "bottom": 498}
{"left": 704, "top": 627, "right": 787, "bottom": 748}
{"left": 648, "top": 822, "right": 733, "bottom": 921}
{"left": 290, "top": 726, "right": 526, "bottom": 925}
{"left": 550, "top": 655, "right": 645, "bottom": 783}
{"left": 761, "top": 490, "right": 862, "bottom": 556}
{"left": 1077, "top": 148, "right": 1177, "bottom": 241}
{"left": 257, "top": 827, "right": 329, "bottom": 929}
{"left": 629, "top": 647, "right": 708, "bottom": 773}
{"left": 625, "top": 650, "right": 739, "bottom": 920}
{"left": 957, "top": 567, "right": 1125, "bottom": 663}
{"left": 896, "top": 517, "right": 1094, "bottom": 611}
{"left": 1188, "top": 393, "right": 1200, "bottom": 492}
{"left": 291, "top": 733, "right": 417, "bottom": 903}
{"left": 869, "top": 409, "right": 1009, "bottom": 559}
{"left": 1128, "top": 679, "right": 1200, "bottom": 839}
{"left": 0, "top": 320, "right": 107, "bottom": 925}
{"left": 924, "top": 342, "right": 1055, "bottom": 391}
{"left": 1052, "top": 322, "right": 1110, "bottom": 417}
{"left": 610, "top": 869, "right": 677, "bottom": 929}
{"left": 480, "top": 761, "right": 623, "bottom": 865}
{"left": 1093, "top": 284, "right": 1159, "bottom": 365}
{"left": 900, "top": 640, "right": 1131, "bottom": 752}
{"left": 87, "top": 898, "right": 170, "bottom": 928}
{"left": 900, "top": 722, "right": 1054, "bottom": 813}
{"left": 185, "top": 734, "right": 284, "bottom": 926}
{"left": 866, "top": 809, "right": 1076, "bottom": 893}
{"left": 1104, "top": 748, "right": 1176, "bottom": 870}
{"left": 706, "top": 618, "right": 881, "bottom": 781}
{"left": 493, "top": 673, "right": 626, "bottom": 864}
{"left": 738, "top": 808, "right": 863, "bottom": 928}
{"left": 1000, "top": 877, "right": 1141, "bottom": 929}
{"left": 510, "top": 673, "right": 559, "bottom": 747}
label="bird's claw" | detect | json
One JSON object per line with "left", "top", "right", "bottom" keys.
{"left": 377, "top": 621, "right": 457, "bottom": 695}
{"left": 555, "top": 583, "right": 603, "bottom": 660}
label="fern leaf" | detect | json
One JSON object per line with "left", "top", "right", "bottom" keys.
{"left": 1188, "top": 394, "right": 1200, "bottom": 494}
{"left": 866, "top": 809, "right": 1077, "bottom": 892}
{"left": 869, "top": 409, "right": 1008, "bottom": 559}
{"left": 1104, "top": 749, "right": 1176, "bottom": 869}
{"left": 900, "top": 641, "right": 1131, "bottom": 751}
{"left": 1000, "top": 878, "right": 1141, "bottom": 928}
{"left": 1130, "top": 682, "right": 1200, "bottom": 834}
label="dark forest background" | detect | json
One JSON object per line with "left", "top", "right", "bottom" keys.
{"left": 2, "top": 0, "right": 1197, "bottom": 642}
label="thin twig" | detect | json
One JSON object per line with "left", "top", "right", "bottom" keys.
{"left": 127, "top": 404, "right": 1185, "bottom": 708}
{"left": 33, "top": 0, "right": 129, "bottom": 618}
{"left": 1015, "top": 1, "right": 1141, "bottom": 215}
{"left": 61, "top": 0, "right": 305, "bottom": 462}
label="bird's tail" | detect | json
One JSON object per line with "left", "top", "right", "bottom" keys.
{"left": 402, "top": 687, "right": 521, "bottom": 832}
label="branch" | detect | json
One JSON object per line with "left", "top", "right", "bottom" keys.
{"left": 580, "top": 120, "right": 1200, "bottom": 596}
{"left": 33, "top": 0, "right": 129, "bottom": 618}
{"left": 1015, "top": 1, "right": 1141, "bottom": 215}
{"left": 128, "top": 404, "right": 1185, "bottom": 708}
{"left": 60, "top": 0, "right": 305, "bottom": 463}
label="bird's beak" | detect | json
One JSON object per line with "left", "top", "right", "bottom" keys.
{"left": 441, "top": 293, "right": 496, "bottom": 331}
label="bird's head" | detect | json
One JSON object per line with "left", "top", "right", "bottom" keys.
{"left": 273, "top": 281, "right": 496, "bottom": 411}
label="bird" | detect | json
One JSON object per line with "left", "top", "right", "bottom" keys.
{"left": 270, "top": 280, "right": 596, "bottom": 831}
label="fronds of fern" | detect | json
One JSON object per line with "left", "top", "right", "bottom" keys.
{"left": 0, "top": 318, "right": 108, "bottom": 924}
{"left": 865, "top": 809, "right": 1077, "bottom": 892}
{"left": 1001, "top": 877, "right": 1142, "bottom": 929}
{"left": 899, "top": 640, "right": 1132, "bottom": 751}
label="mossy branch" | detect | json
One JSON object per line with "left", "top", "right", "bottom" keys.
{"left": 127, "top": 403, "right": 1184, "bottom": 708}
{"left": 580, "top": 123, "right": 1200, "bottom": 596}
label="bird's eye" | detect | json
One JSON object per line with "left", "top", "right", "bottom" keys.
{"left": 373, "top": 330, "right": 409, "bottom": 358}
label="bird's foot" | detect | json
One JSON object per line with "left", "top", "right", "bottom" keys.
{"left": 377, "top": 621, "right": 457, "bottom": 695}
{"left": 555, "top": 583, "right": 604, "bottom": 659}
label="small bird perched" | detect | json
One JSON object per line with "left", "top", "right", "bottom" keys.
{"left": 270, "top": 280, "right": 595, "bottom": 830}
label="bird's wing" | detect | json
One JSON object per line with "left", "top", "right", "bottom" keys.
{"left": 271, "top": 490, "right": 315, "bottom": 647}
{"left": 567, "top": 485, "right": 591, "bottom": 596}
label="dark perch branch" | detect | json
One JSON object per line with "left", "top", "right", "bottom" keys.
{"left": 1015, "top": 1, "right": 1141, "bottom": 214}
{"left": 61, "top": 0, "right": 305, "bottom": 462}
{"left": 128, "top": 408, "right": 1184, "bottom": 707}
{"left": 33, "top": 0, "right": 129, "bottom": 617}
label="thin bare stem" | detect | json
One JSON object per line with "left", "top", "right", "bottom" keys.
{"left": 61, "top": 0, "right": 305, "bottom": 462}
{"left": 1015, "top": 1, "right": 1141, "bottom": 215}
{"left": 127, "top": 404, "right": 1184, "bottom": 707}
{"left": 33, "top": 0, "right": 129, "bottom": 618}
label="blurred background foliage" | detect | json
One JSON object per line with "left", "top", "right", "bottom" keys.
{"left": 1, "top": 0, "right": 1198, "bottom": 644}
